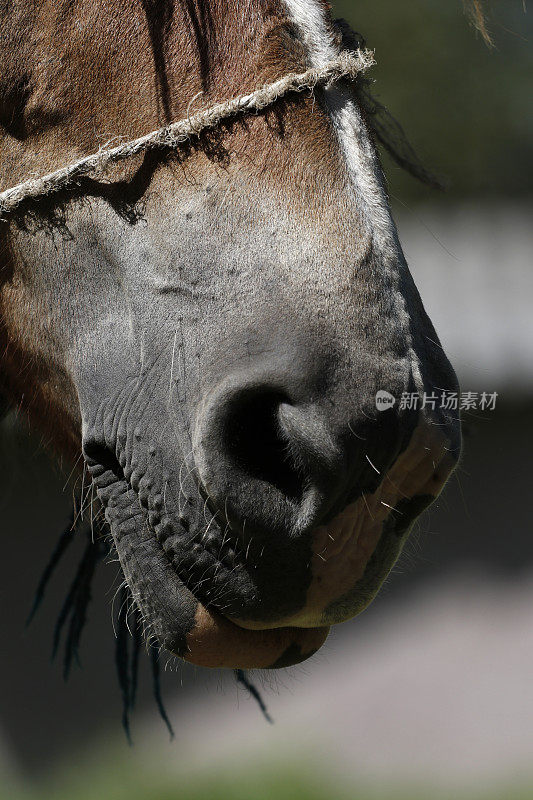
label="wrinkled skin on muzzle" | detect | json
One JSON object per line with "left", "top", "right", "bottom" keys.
{"left": 0, "top": 2, "right": 461, "bottom": 670}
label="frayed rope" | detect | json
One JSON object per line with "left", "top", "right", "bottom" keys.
{"left": 0, "top": 49, "right": 374, "bottom": 218}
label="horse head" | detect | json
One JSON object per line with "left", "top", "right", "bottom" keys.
{"left": 0, "top": 0, "right": 461, "bottom": 671}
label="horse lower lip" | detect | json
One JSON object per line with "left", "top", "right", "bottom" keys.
{"left": 179, "top": 601, "right": 329, "bottom": 669}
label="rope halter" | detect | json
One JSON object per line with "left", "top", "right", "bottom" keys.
{"left": 0, "top": 49, "right": 374, "bottom": 219}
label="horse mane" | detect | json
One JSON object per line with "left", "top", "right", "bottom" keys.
{"left": 334, "top": 4, "right": 493, "bottom": 191}
{"left": 464, "top": 0, "right": 493, "bottom": 46}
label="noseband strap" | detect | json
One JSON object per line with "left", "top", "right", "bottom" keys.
{"left": 0, "top": 49, "right": 374, "bottom": 219}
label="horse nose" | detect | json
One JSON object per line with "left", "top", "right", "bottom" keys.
{"left": 192, "top": 371, "right": 403, "bottom": 540}
{"left": 193, "top": 377, "right": 347, "bottom": 536}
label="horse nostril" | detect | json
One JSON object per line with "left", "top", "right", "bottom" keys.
{"left": 223, "top": 391, "right": 305, "bottom": 502}
{"left": 82, "top": 440, "right": 124, "bottom": 480}
{"left": 194, "top": 377, "right": 344, "bottom": 536}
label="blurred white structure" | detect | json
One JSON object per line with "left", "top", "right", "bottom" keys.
{"left": 399, "top": 204, "right": 533, "bottom": 391}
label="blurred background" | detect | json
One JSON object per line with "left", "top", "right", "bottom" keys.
{"left": 1, "top": 1, "right": 531, "bottom": 798}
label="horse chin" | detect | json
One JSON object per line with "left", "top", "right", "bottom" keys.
{"left": 178, "top": 602, "right": 329, "bottom": 669}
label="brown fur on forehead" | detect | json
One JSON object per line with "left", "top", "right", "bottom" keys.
{"left": 0, "top": 0, "right": 342, "bottom": 202}
{"left": 0, "top": 1, "right": 314, "bottom": 133}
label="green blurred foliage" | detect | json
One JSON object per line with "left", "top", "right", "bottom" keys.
{"left": 331, "top": 0, "right": 532, "bottom": 202}
{"left": 3, "top": 758, "right": 533, "bottom": 800}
